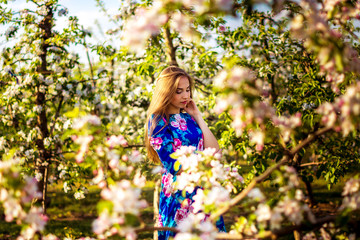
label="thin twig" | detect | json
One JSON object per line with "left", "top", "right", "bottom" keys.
{"left": 50, "top": 95, "right": 64, "bottom": 136}
{"left": 300, "top": 161, "right": 326, "bottom": 167}
{"left": 124, "top": 144, "right": 145, "bottom": 149}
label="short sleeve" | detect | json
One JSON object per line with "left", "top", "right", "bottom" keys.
{"left": 149, "top": 117, "right": 181, "bottom": 175}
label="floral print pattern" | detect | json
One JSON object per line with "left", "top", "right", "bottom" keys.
{"left": 149, "top": 113, "right": 226, "bottom": 240}
{"left": 162, "top": 173, "right": 174, "bottom": 197}
{"left": 170, "top": 114, "right": 187, "bottom": 131}
{"left": 150, "top": 137, "right": 163, "bottom": 150}
{"left": 173, "top": 138, "right": 182, "bottom": 151}
{"left": 197, "top": 138, "right": 204, "bottom": 151}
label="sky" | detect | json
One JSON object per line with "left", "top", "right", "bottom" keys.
{"left": 1, "top": 0, "right": 122, "bottom": 64}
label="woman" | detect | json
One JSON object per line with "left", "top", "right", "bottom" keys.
{"left": 145, "top": 66, "right": 226, "bottom": 239}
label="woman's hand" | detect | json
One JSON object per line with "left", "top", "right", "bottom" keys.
{"left": 185, "top": 99, "right": 220, "bottom": 151}
{"left": 184, "top": 99, "right": 201, "bottom": 118}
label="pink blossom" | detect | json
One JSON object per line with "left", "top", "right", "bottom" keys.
{"left": 214, "top": 98, "right": 229, "bottom": 114}
{"left": 175, "top": 208, "right": 189, "bottom": 224}
{"left": 92, "top": 168, "right": 104, "bottom": 185}
{"left": 202, "top": 147, "right": 217, "bottom": 157}
{"left": 229, "top": 168, "right": 244, "bottom": 182}
{"left": 109, "top": 158, "right": 119, "bottom": 169}
{"left": 249, "top": 130, "right": 264, "bottom": 152}
{"left": 177, "top": 153, "right": 202, "bottom": 172}
{"left": 74, "top": 135, "right": 94, "bottom": 163}
{"left": 98, "top": 179, "right": 148, "bottom": 220}
{"left": 122, "top": 155, "right": 129, "bottom": 162}
{"left": 205, "top": 186, "right": 230, "bottom": 207}
{"left": 125, "top": 231, "right": 137, "bottom": 240}
{"left": 73, "top": 115, "right": 101, "bottom": 129}
{"left": 106, "top": 135, "right": 128, "bottom": 148}
{"left": 342, "top": 178, "right": 360, "bottom": 196}
{"left": 174, "top": 145, "right": 197, "bottom": 157}
{"left": 248, "top": 188, "right": 265, "bottom": 201}
{"left": 174, "top": 233, "right": 197, "bottom": 240}
{"left": 170, "top": 12, "right": 198, "bottom": 42}
{"left": 122, "top": 4, "right": 168, "bottom": 52}
{"left": 255, "top": 204, "right": 271, "bottom": 222}
{"left": 22, "top": 177, "right": 42, "bottom": 203}
{"left": 277, "top": 198, "right": 303, "bottom": 225}
{"left": 133, "top": 171, "right": 146, "bottom": 188}
{"left": 25, "top": 207, "right": 48, "bottom": 232}
{"left": 4, "top": 199, "right": 24, "bottom": 222}
{"left": 270, "top": 211, "right": 283, "bottom": 230}
{"left": 129, "top": 150, "right": 142, "bottom": 163}
{"left": 92, "top": 211, "right": 111, "bottom": 235}
{"left": 218, "top": 25, "right": 226, "bottom": 32}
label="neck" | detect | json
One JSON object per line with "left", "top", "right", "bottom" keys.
{"left": 167, "top": 105, "right": 180, "bottom": 115}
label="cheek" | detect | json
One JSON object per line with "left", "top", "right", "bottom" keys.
{"left": 171, "top": 95, "right": 180, "bottom": 103}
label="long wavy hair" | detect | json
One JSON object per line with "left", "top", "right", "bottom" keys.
{"left": 145, "top": 66, "right": 194, "bottom": 164}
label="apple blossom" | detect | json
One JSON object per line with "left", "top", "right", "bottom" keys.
{"left": 255, "top": 204, "right": 272, "bottom": 223}
{"left": 73, "top": 115, "right": 101, "bottom": 129}
{"left": 122, "top": 2, "right": 168, "bottom": 52}
{"left": 247, "top": 188, "right": 265, "bottom": 201}
{"left": 170, "top": 12, "right": 198, "bottom": 42}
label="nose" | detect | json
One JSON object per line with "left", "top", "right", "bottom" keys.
{"left": 183, "top": 91, "right": 190, "bottom": 99}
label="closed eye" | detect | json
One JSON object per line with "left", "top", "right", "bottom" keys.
{"left": 176, "top": 87, "right": 190, "bottom": 94}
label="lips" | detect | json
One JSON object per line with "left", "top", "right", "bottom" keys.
{"left": 181, "top": 101, "right": 187, "bottom": 105}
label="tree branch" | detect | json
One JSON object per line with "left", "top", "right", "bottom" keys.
{"left": 134, "top": 226, "right": 179, "bottom": 234}
{"left": 124, "top": 144, "right": 145, "bottom": 149}
{"left": 300, "top": 161, "right": 326, "bottom": 167}
{"left": 163, "top": 26, "right": 178, "bottom": 66}
{"left": 211, "top": 126, "right": 333, "bottom": 221}
{"left": 50, "top": 95, "right": 64, "bottom": 136}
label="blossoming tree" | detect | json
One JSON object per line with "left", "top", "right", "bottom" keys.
{"left": 1, "top": 0, "right": 360, "bottom": 239}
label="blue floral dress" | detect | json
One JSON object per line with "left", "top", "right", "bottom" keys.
{"left": 149, "top": 112, "right": 226, "bottom": 240}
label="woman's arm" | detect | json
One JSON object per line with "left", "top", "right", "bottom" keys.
{"left": 184, "top": 99, "right": 220, "bottom": 152}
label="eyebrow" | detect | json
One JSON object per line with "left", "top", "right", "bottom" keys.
{"left": 177, "top": 86, "right": 190, "bottom": 90}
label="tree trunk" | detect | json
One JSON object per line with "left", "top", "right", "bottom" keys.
{"left": 303, "top": 178, "right": 316, "bottom": 207}
{"left": 153, "top": 179, "right": 160, "bottom": 240}
{"left": 34, "top": 3, "right": 54, "bottom": 214}
{"left": 163, "top": 26, "right": 178, "bottom": 67}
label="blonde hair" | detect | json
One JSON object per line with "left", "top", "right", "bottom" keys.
{"left": 145, "top": 66, "right": 194, "bottom": 164}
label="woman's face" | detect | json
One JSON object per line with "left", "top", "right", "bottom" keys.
{"left": 168, "top": 76, "right": 190, "bottom": 114}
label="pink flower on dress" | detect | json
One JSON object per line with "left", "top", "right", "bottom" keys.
{"left": 173, "top": 138, "right": 182, "bottom": 151}
{"left": 170, "top": 115, "right": 187, "bottom": 131}
{"left": 162, "top": 173, "right": 173, "bottom": 197}
{"left": 198, "top": 138, "right": 204, "bottom": 151}
{"left": 171, "top": 121, "right": 180, "bottom": 128}
{"left": 150, "top": 137, "right": 163, "bottom": 150}
{"left": 175, "top": 208, "right": 189, "bottom": 224}
{"left": 158, "top": 214, "right": 163, "bottom": 227}
{"left": 179, "top": 118, "right": 187, "bottom": 130}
